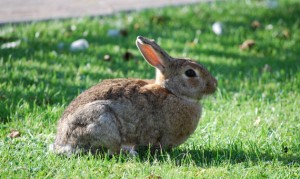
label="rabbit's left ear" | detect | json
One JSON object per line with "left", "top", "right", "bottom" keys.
{"left": 136, "top": 36, "right": 172, "bottom": 71}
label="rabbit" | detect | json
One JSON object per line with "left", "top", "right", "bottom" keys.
{"left": 53, "top": 36, "right": 217, "bottom": 155}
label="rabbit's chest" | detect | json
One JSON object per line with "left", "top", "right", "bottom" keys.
{"left": 165, "top": 105, "right": 201, "bottom": 133}
{"left": 160, "top": 98, "right": 202, "bottom": 147}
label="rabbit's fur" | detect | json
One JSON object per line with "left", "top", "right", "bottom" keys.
{"left": 53, "top": 36, "right": 217, "bottom": 155}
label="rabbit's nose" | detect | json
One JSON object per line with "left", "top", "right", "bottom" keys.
{"left": 204, "top": 78, "right": 217, "bottom": 94}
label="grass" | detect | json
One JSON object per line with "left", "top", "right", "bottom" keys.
{"left": 1, "top": 0, "right": 300, "bottom": 178}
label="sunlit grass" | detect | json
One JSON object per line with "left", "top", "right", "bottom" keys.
{"left": 1, "top": 0, "right": 300, "bottom": 178}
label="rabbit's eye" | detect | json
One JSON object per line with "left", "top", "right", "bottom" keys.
{"left": 185, "top": 69, "right": 197, "bottom": 77}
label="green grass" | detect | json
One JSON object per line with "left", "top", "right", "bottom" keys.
{"left": 1, "top": 0, "right": 300, "bottom": 178}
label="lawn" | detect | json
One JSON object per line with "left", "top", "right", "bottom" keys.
{"left": 1, "top": 0, "right": 300, "bottom": 178}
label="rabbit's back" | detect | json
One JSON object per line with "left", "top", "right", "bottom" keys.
{"left": 61, "top": 78, "right": 155, "bottom": 120}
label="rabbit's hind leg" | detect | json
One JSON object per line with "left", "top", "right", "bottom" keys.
{"left": 54, "top": 101, "right": 122, "bottom": 155}
{"left": 82, "top": 101, "right": 122, "bottom": 154}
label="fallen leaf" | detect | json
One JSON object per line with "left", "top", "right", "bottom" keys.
{"left": 134, "top": 23, "right": 140, "bottom": 30}
{"left": 150, "top": 15, "right": 169, "bottom": 25}
{"left": 123, "top": 51, "right": 134, "bottom": 61}
{"left": 0, "top": 93, "right": 6, "bottom": 100}
{"left": 8, "top": 129, "right": 21, "bottom": 138}
{"left": 282, "top": 29, "right": 290, "bottom": 38}
{"left": 186, "top": 38, "right": 198, "bottom": 47}
{"left": 251, "top": 20, "right": 261, "bottom": 30}
{"left": 147, "top": 174, "right": 162, "bottom": 179}
{"left": 240, "top": 39, "right": 255, "bottom": 50}
{"left": 119, "top": 29, "right": 128, "bottom": 37}
{"left": 276, "top": 29, "right": 290, "bottom": 39}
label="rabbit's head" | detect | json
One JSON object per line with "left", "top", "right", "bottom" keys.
{"left": 136, "top": 36, "right": 217, "bottom": 102}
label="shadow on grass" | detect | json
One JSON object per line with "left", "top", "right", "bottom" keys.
{"left": 130, "top": 144, "right": 300, "bottom": 167}
{"left": 75, "top": 143, "right": 300, "bottom": 168}
{"left": 166, "top": 148, "right": 300, "bottom": 167}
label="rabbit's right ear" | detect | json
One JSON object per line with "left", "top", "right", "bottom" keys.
{"left": 136, "top": 36, "right": 172, "bottom": 71}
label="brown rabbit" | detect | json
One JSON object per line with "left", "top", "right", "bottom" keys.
{"left": 53, "top": 36, "right": 217, "bottom": 155}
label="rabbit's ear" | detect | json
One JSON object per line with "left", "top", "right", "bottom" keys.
{"left": 136, "top": 36, "right": 171, "bottom": 71}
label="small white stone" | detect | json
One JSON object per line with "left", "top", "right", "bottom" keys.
{"left": 70, "top": 39, "right": 89, "bottom": 52}
{"left": 212, "top": 22, "right": 223, "bottom": 35}
{"left": 35, "top": 31, "right": 40, "bottom": 38}
{"left": 107, "top": 29, "right": 120, "bottom": 37}
{"left": 70, "top": 25, "right": 77, "bottom": 31}
{"left": 1, "top": 40, "right": 21, "bottom": 49}
{"left": 266, "top": 24, "right": 273, "bottom": 30}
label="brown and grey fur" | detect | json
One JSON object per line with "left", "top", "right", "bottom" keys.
{"left": 53, "top": 36, "right": 217, "bottom": 155}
